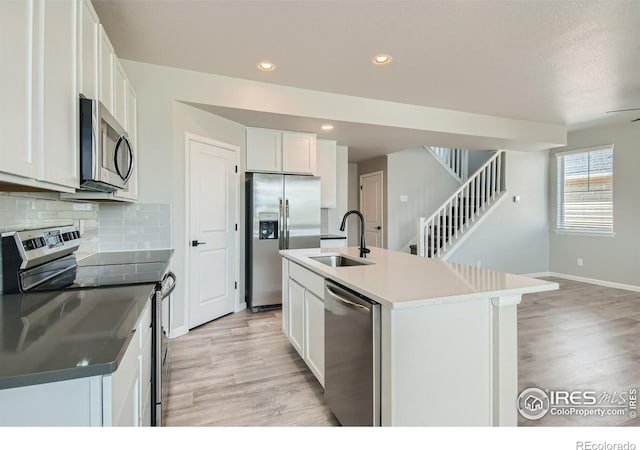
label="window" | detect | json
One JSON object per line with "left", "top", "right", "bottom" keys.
{"left": 556, "top": 145, "right": 614, "bottom": 234}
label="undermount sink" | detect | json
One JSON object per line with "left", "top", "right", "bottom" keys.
{"left": 309, "top": 255, "right": 373, "bottom": 268}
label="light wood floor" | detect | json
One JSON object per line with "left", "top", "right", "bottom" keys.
{"left": 165, "top": 277, "right": 640, "bottom": 426}
{"left": 518, "top": 277, "right": 640, "bottom": 426}
{"left": 164, "top": 309, "right": 338, "bottom": 426}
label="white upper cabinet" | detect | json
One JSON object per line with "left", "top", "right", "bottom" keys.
{"left": 246, "top": 128, "right": 282, "bottom": 172}
{"left": 0, "top": 0, "right": 137, "bottom": 195}
{"left": 246, "top": 127, "right": 316, "bottom": 174}
{"left": 99, "top": 25, "right": 115, "bottom": 114}
{"left": 0, "top": 0, "right": 36, "bottom": 180}
{"left": 79, "top": 0, "right": 100, "bottom": 100}
{"left": 113, "top": 58, "right": 127, "bottom": 127}
{"left": 282, "top": 132, "right": 316, "bottom": 174}
{"left": 316, "top": 139, "right": 337, "bottom": 208}
{"left": 114, "top": 83, "right": 138, "bottom": 201}
{"left": 38, "top": 0, "right": 79, "bottom": 189}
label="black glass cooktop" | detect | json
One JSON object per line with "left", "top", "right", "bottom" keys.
{"left": 23, "top": 250, "right": 174, "bottom": 292}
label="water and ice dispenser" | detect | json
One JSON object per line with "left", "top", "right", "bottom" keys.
{"left": 258, "top": 213, "right": 279, "bottom": 240}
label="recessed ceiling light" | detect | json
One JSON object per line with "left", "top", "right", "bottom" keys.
{"left": 321, "top": 124, "right": 334, "bottom": 131}
{"left": 257, "top": 61, "right": 276, "bottom": 72}
{"left": 372, "top": 54, "right": 392, "bottom": 65}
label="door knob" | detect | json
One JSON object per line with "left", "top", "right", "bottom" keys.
{"left": 376, "top": 226, "right": 382, "bottom": 230}
{"left": 191, "top": 240, "right": 206, "bottom": 247}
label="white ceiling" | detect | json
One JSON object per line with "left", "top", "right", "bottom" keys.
{"left": 94, "top": 0, "right": 640, "bottom": 158}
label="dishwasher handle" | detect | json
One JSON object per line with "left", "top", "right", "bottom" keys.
{"left": 326, "top": 285, "right": 371, "bottom": 312}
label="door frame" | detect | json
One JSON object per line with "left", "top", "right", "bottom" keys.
{"left": 184, "top": 132, "right": 241, "bottom": 331}
{"left": 359, "top": 170, "right": 384, "bottom": 248}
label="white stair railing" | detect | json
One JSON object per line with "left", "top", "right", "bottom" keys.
{"left": 426, "top": 146, "right": 469, "bottom": 182}
{"left": 417, "top": 150, "right": 506, "bottom": 258}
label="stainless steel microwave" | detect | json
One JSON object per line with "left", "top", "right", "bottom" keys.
{"left": 79, "top": 97, "right": 134, "bottom": 192}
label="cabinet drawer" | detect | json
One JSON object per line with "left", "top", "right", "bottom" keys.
{"left": 289, "top": 262, "right": 324, "bottom": 299}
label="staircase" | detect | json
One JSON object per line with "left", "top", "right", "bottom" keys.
{"left": 426, "top": 146, "right": 469, "bottom": 182}
{"left": 417, "top": 150, "right": 506, "bottom": 258}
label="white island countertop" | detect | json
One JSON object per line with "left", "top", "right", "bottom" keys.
{"left": 281, "top": 246, "right": 558, "bottom": 309}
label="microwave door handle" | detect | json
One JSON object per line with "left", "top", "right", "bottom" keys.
{"left": 113, "top": 135, "right": 126, "bottom": 181}
{"left": 113, "top": 135, "right": 134, "bottom": 183}
{"left": 122, "top": 137, "right": 134, "bottom": 183}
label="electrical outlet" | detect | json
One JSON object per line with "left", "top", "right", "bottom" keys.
{"left": 577, "top": 258, "right": 583, "bottom": 266}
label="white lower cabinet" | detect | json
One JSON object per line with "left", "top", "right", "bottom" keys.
{"left": 304, "top": 290, "right": 325, "bottom": 386}
{"left": 288, "top": 279, "right": 305, "bottom": 356}
{"left": 0, "top": 300, "right": 152, "bottom": 426}
{"left": 283, "top": 260, "right": 325, "bottom": 387}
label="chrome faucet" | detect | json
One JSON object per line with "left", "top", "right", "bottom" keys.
{"left": 339, "top": 210, "right": 371, "bottom": 258}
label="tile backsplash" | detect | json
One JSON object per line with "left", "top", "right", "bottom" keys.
{"left": 0, "top": 193, "right": 172, "bottom": 293}
{"left": 0, "top": 192, "right": 99, "bottom": 292}
{"left": 98, "top": 203, "right": 171, "bottom": 251}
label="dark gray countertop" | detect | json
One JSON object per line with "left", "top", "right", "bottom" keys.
{"left": 0, "top": 283, "right": 156, "bottom": 389}
{"left": 320, "top": 234, "right": 347, "bottom": 240}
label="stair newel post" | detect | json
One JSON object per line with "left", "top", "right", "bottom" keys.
{"left": 417, "top": 217, "right": 425, "bottom": 257}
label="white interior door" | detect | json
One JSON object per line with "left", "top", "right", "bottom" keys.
{"left": 188, "top": 137, "right": 237, "bottom": 329}
{"left": 360, "top": 171, "right": 384, "bottom": 248}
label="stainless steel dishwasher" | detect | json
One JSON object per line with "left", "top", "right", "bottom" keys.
{"left": 324, "top": 279, "right": 381, "bottom": 426}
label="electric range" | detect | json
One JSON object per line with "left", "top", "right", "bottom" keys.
{"left": 1, "top": 225, "right": 175, "bottom": 426}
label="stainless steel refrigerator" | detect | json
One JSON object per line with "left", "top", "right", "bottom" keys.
{"left": 246, "top": 173, "right": 321, "bottom": 311}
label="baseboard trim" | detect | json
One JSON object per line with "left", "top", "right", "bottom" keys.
{"left": 236, "top": 301, "right": 247, "bottom": 312}
{"left": 522, "top": 272, "right": 552, "bottom": 278}
{"left": 546, "top": 272, "right": 640, "bottom": 293}
{"left": 169, "top": 325, "right": 188, "bottom": 339}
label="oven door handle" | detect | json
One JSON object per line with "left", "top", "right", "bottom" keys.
{"left": 160, "top": 271, "right": 176, "bottom": 299}
{"left": 154, "top": 289, "right": 163, "bottom": 414}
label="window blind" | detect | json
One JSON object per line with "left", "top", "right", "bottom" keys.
{"left": 557, "top": 147, "right": 614, "bottom": 232}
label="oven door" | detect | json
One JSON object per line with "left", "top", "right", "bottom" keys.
{"left": 153, "top": 271, "right": 176, "bottom": 426}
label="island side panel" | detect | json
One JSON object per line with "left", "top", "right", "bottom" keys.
{"left": 491, "top": 294, "right": 522, "bottom": 426}
{"left": 382, "top": 298, "right": 492, "bottom": 426}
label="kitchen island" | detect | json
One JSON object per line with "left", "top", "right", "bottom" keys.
{"left": 280, "top": 246, "right": 558, "bottom": 426}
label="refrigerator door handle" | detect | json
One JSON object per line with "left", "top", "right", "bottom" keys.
{"left": 285, "top": 199, "right": 290, "bottom": 249}
{"left": 278, "top": 198, "right": 284, "bottom": 251}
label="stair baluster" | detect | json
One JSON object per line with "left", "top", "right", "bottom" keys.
{"left": 417, "top": 150, "right": 506, "bottom": 258}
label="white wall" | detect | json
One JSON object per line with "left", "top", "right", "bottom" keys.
{"left": 447, "top": 150, "right": 550, "bottom": 274}
{"left": 122, "top": 56, "right": 248, "bottom": 337}
{"left": 549, "top": 122, "right": 640, "bottom": 285}
{"left": 386, "top": 148, "right": 460, "bottom": 252}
